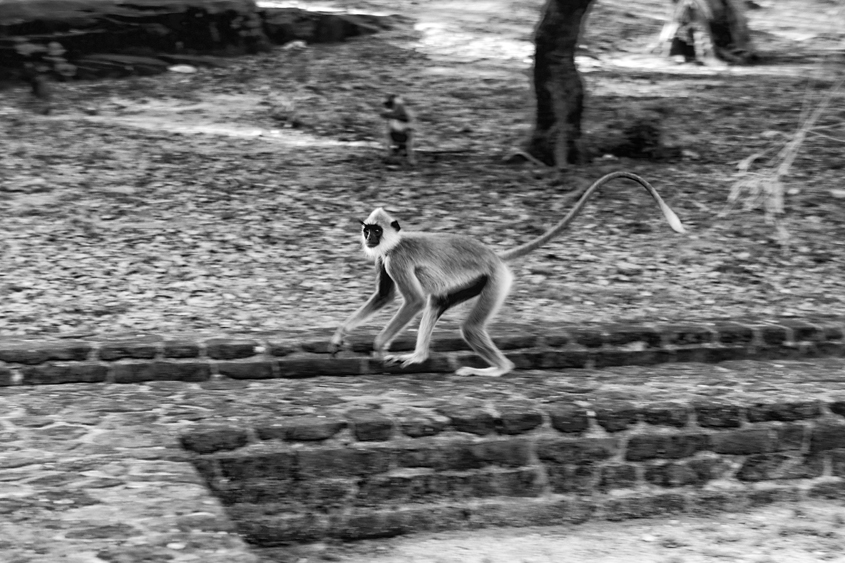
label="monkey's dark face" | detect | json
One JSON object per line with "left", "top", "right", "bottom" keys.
{"left": 383, "top": 95, "right": 399, "bottom": 109}
{"left": 362, "top": 223, "right": 383, "bottom": 248}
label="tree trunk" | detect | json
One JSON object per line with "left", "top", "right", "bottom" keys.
{"left": 659, "top": 0, "right": 756, "bottom": 64}
{"left": 526, "top": 0, "right": 595, "bottom": 169}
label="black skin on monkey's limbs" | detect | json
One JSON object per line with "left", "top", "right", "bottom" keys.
{"left": 330, "top": 171, "right": 685, "bottom": 376}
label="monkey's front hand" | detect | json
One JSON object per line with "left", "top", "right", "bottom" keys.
{"left": 328, "top": 331, "right": 345, "bottom": 356}
{"left": 384, "top": 352, "right": 429, "bottom": 368}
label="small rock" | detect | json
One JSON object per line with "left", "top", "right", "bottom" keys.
{"left": 168, "top": 65, "right": 197, "bottom": 73}
{"left": 616, "top": 261, "right": 643, "bottom": 276}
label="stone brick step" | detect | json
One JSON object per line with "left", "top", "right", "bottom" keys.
{"left": 176, "top": 356, "right": 845, "bottom": 546}
{"left": 1, "top": 316, "right": 843, "bottom": 385}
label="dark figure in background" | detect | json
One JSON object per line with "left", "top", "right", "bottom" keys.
{"left": 380, "top": 94, "right": 416, "bottom": 165}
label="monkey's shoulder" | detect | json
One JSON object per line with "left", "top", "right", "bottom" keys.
{"left": 396, "top": 232, "right": 494, "bottom": 252}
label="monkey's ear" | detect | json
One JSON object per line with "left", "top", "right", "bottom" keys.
{"left": 359, "top": 220, "right": 366, "bottom": 226}
{"left": 390, "top": 220, "right": 400, "bottom": 231}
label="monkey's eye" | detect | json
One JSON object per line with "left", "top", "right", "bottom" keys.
{"left": 362, "top": 224, "right": 382, "bottom": 236}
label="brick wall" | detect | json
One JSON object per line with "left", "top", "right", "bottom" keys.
{"left": 181, "top": 392, "right": 845, "bottom": 545}
{"left": 2, "top": 317, "right": 843, "bottom": 385}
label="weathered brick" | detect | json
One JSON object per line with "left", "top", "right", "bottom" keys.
{"left": 111, "top": 361, "right": 210, "bottom": 383}
{"left": 255, "top": 416, "right": 346, "bottom": 442}
{"left": 180, "top": 428, "right": 250, "bottom": 454}
{"left": 99, "top": 338, "right": 159, "bottom": 361}
{"left": 293, "top": 479, "right": 355, "bottom": 508}
{"left": 748, "top": 487, "right": 800, "bottom": 507}
{"left": 267, "top": 340, "right": 299, "bottom": 357}
{"left": 20, "top": 363, "right": 108, "bottom": 385}
{"left": 545, "top": 333, "right": 571, "bottom": 347}
{"left": 598, "top": 464, "right": 638, "bottom": 491}
{"left": 237, "top": 513, "right": 329, "bottom": 545}
{"left": 593, "top": 401, "right": 638, "bottom": 432}
{"left": 626, "top": 433, "right": 709, "bottom": 461}
{"left": 820, "top": 322, "right": 844, "bottom": 340}
{"left": 808, "top": 481, "right": 845, "bottom": 499}
{"left": 809, "top": 421, "right": 845, "bottom": 452}
{"left": 714, "top": 322, "right": 755, "bottom": 345}
{"left": 330, "top": 510, "right": 408, "bottom": 540}
{"left": 737, "top": 453, "right": 824, "bottom": 481}
{"left": 775, "top": 424, "right": 806, "bottom": 451}
{"left": 603, "top": 325, "right": 662, "bottom": 348}
{"left": 687, "top": 457, "right": 734, "bottom": 481}
{"left": 640, "top": 402, "right": 688, "bottom": 427}
{"left": 746, "top": 400, "right": 821, "bottom": 422}
{"left": 278, "top": 356, "right": 365, "bottom": 378}
{"left": 710, "top": 429, "right": 773, "bottom": 455}
{"left": 0, "top": 341, "right": 92, "bottom": 364}
{"left": 498, "top": 334, "right": 541, "bottom": 350}
{"left": 397, "top": 410, "right": 449, "bottom": 438}
{"left": 357, "top": 473, "right": 431, "bottom": 504}
{"left": 298, "top": 448, "right": 390, "bottom": 479}
{"left": 437, "top": 406, "right": 496, "bottom": 436}
{"left": 301, "top": 340, "right": 335, "bottom": 354}
{"left": 547, "top": 402, "right": 590, "bottom": 434}
{"left": 693, "top": 400, "right": 741, "bottom": 428}
{"left": 541, "top": 350, "right": 589, "bottom": 369}
{"left": 492, "top": 468, "right": 543, "bottom": 497}
{"left": 217, "top": 361, "right": 276, "bottom": 380}
{"left": 673, "top": 347, "right": 708, "bottom": 363}
{"left": 705, "top": 347, "right": 750, "bottom": 363}
{"left": 496, "top": 407, "right": 543, "bottom": 435}
{"left": 779, "top": 320, "right": 822, "bottom": 342}
{"left": 603, "top": 494, "right": 686, "bottom": 521}
{"left": 537, "top": 437, "right": 618, "bottom": 464}
{"left": 396, "top": 445, "right": 450, "bottom": 470}
{"left": 507, "top": 351, "right": 546, "bottom": 370}
{"left": 594, "top": 349, "right": 671, "bottom": 368}
{"left": 163, "top": 340, "right": 201, "bottom": 358}
{"left": 689, "top": 490, "right": 749, "bottom": 515}
{"left": 470, "top": 440, "right": 533, "bottom": 468}
{"left": 347, "top": 409, "right": 394, "bottom": 441}
{"left": 661, "top": 324, "right": 713, "bottom": 346}
{"left": 205, "top": 338, "right": 259, "bottom": 360}
{"left": 569, "top": 329, "right": 604, "bottom": 348}
{"left": 213, "top": 478, "right": 298, "bottom": 505}
{"left": 434, "top": 472, "right": 498, "bottom": 498}
{"left": 759, "top": 325, "right": 788, "bottom": 346}
{"left": 829, "top": 400, "right": 845, "bottom": 418}
{"left": 815, "top": 341, "right": 844, "bottom": 357}
{"left": 644, "top": 462, "right": 705, "bottom": 488}
{"left": 546, "top": 463, "right": 596, "bottom": 494}
{"left": 218, "top": 451, "right": 298, "bottom": 480}
{"left": 398, "top": 440, "right": 531, "bottom": 471}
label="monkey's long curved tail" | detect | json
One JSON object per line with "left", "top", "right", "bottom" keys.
{"left": 499, "top": 171, "right": 685, "bottom": 262}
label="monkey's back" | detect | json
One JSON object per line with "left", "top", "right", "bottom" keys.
{"left": 385, "top": 232, "right": 505, "bottom": 295}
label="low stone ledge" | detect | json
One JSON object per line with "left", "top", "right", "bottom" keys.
{"left": 1, "top": 316, "right": 842, "bottom": 385}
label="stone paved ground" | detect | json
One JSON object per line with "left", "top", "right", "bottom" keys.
{"left": 2, "top": 357, "right": 845, "bottom": 562}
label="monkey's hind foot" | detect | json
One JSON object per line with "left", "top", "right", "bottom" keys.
{"left": 456, "top": 361, "right": 514, "bottom": 377}
{"left": 384, "top": 352, "right": 428, "bottom": 368}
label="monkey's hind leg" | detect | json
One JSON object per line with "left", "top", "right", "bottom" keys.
{"left": 456, "top": 266, "right": 515, "bottom": 377}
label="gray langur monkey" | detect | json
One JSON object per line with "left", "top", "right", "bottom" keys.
{"left": 329, "top": 171, "right": 686, "bottom": 377}
{"left": 380, "top": 94, "right": 416, "bottom": 165}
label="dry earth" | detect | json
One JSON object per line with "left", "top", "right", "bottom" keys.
{"left": 1, "top": 0, "right": 844, "bottom": 340}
